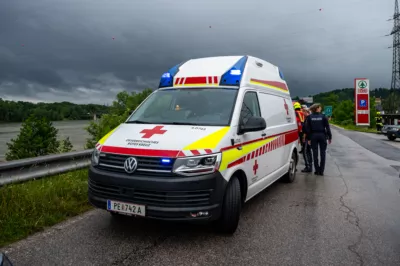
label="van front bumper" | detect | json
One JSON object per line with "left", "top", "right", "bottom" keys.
{"left": 88, "top": 166, "right": 228, "bottom": 221}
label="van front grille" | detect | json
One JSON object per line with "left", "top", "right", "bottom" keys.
{"left": 97, "top": 153, "right": 175, "bottom": 176}
{"left": 89, "top": 180, "right": 212, "bottom": 207}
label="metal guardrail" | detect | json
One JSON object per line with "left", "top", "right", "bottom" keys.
{"left": 0, "top": 149, "right": 93, "bottom": 186}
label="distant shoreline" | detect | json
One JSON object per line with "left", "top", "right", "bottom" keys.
{"left": 0, "top": 119, "right": 93, "bottom": 124}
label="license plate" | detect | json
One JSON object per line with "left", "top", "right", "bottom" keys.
{"left": 107, "top": 200, "right": 146, "bottom": 216}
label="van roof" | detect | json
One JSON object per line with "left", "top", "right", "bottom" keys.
{"left": 158, "top": 55, "right": 290, "bottom": 95}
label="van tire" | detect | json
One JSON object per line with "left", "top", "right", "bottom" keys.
{"left": 215, "top": 176, "right": 242, "bottom": 235}
{"left": 388, "top": 135, "right": 396, "bottom": 141}
{"left": 282, "top": 152, "right": 297, "bottom": 183}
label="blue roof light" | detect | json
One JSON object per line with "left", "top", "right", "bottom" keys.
{"left": 278, "top": 68, "right": 285, "bottom": 80}
{"left": 159, "top": 62, "right": 184, "bottom": 88}
{"left": 219, "top": 56, "right": 248, "bottom": 86}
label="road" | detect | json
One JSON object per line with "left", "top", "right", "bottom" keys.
{"left": 3, "top": 128, "right": 400, "bottom": 266}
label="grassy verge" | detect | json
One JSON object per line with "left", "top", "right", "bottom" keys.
{"left": 0, "top": 169, "right": 92, "bottom": 247}
{"left": 331, "top": 121, "right": 378, "bottom": 134}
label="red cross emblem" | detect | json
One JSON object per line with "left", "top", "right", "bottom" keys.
{"left": 140, "top": 126, "right": 167, "bottom": 138}
{"left": 283, "top": 99, "right": 289, "bottom": 115}
{"left": 253, "top": 160, "right": 259, "bottom": 175}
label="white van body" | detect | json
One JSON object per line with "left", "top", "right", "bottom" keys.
{"left": 88, "top": 55, "right": 299, "bottom": 234}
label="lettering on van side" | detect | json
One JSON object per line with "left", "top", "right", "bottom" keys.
{"left": 191, "top": 126, "right": 206, "bottom": 131}
{"left": 126, "top": 139, "right": 159, "bottom": 147}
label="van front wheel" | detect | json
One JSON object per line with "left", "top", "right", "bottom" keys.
{"left": 215, "top": 176, "right": 242, "bottom": 235}
{"left": 282, "top": 152, "right": 297, "bottom": 183}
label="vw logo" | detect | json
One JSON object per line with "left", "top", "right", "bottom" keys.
{"left": 124, "top": 157, "right": 138, "bottom": 174}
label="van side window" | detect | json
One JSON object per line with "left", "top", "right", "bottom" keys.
{"left": 240, "top": 91, "right": 261, "bottom": 125}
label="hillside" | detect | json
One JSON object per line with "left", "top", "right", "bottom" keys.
{"left": 311, "top": 88, "right": 391, "bottom": 103}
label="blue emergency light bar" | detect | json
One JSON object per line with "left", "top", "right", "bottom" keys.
{"left": 278, "top": 68, "right": 285, "bottom": 80}
{"left": 159, "top": 61, "right": 184, "bottom": 88}
{"left": 219, "top": 56, "right": 248, "bottom": 86}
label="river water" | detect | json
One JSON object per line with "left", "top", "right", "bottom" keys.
{"left": 0, "top": 120, "right": 91, "bottom": 162}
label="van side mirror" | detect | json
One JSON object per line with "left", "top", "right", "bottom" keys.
{"left": 0, "top": 252, "right": 14, "bottom": 266}
{"left": 238, "top": 116, "right": 266, "bottom": 134}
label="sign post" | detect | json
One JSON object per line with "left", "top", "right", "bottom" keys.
{"left": 324, "top": 106, "right": 332, "bottom": 117}
{"left": 354, "top": 78, "right": 370, "bottom": 126}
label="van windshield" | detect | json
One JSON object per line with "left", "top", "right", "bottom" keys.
{"left": 126, "top": 88, "right": 238, "bottom": 126}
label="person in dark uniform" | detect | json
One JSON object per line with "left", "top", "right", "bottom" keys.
{"left": 304, "top": 103, "right": 332, "bottom": 176}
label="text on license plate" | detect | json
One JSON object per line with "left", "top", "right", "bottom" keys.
{"left": 107, "top": 200, "right": 146, "bottom": 216}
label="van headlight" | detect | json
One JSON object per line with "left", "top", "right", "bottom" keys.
{"left": 173, "top": 153, "right": 222, "bottom": 176}
{"left": 91, "top": 145, "right": 101, "bottom": 166}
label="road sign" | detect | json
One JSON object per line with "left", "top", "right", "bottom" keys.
{"left": 354, "top": 78, "right": 370, "bottom": 126}
{"left": 324, "top": 106, "right": 332, "bottom": 117}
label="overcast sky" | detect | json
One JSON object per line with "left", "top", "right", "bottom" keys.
{"left": 0, "top": 0, "right": 395, "bottom": 104}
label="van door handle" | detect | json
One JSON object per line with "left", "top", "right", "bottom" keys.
{"left": 261, "top": 133, "right": 266, "bottom": 137}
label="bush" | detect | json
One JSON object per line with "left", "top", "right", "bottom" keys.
{"left": 6, "top": 115, "right": 60, "bottom": 160}
{"left": 339, "top": 119, "right": 353, "bottom": 126}
{"left": 5, "top": 115, "right": 73, "bottom": 161}
{"left": 59, "top": 137, "right": 73, "bottom": 153}
{"left": 85, "top": 89, "right": 153, "bottom": 148}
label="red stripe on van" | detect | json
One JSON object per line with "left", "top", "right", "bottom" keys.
{"left": 101, "top": 146, "right": 181, "bottom": 158}
{"left": 220, "top": 129, "right": 298, "bottom": 152}
{"left": 225, "top": 130, "right": 299, "bottom": 169}
{"left": 250, "top": 79, "right": 288, "bottom": 91}
{"left": 184, "top": 76, "right": 208, "bottom": 85}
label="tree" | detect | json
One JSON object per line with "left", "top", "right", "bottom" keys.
{"left": 382, "top": 90, "right": 400, "bottom": 114}
{"left": 6, "top": 115, "right": 60, "bottom": 160}
{"left": 369, "top": 96, "right": 377, "bottom": 128}
{"left": 0, "top": 99, "right": 110, "bottom": 123}
{"left": 85, "top": 89, "right": 153, "bottom": 148}
{"left": 333, "top": 100, "right": 354, "bottom": 126}
{"left": 59, "top": 137, "right": 73, "bottom": 153}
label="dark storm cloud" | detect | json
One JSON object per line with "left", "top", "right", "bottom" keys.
{"left": 0, "top": 0, "right": 395, "bottom": 103}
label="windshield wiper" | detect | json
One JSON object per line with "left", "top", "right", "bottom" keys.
{"left": 165, "top": 122, "right": 201, "bottom": 125}
{"left": 126, "top": 120, "right": 153, "bottom": 124}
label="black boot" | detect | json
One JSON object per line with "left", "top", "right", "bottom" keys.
{"left": 301, "top": 168, "right": 312, "bottom": 173}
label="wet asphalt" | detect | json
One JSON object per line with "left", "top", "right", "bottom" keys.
{"left": 3, "top": 128, "right": 400, "bottom": 266}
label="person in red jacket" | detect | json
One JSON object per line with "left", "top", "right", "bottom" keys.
{"left": 293, "top": 101, "right": 305, "bottom": 141}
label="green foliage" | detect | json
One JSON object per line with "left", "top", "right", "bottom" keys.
{"left": 0, "top": 98, "right": 110, "bottom": 123}
{"left": 85, "top": 89, "right": 153, "bottom": 148}
{"left": 332, "top": 100, "right": 354, "bottom": 124}
{"left": 0, "top": 169, "right": 91, "bottom": 247}
{"left": 382, "top": 90, "right": 400, "bottom": 114}
{"left": 369, "top": 96, "right": 377, "bottom": 128}
{"left": 59, "top": 137, "right": 73, "bottom": 153}
{"left": 6, "top": 115, "right": 60, "bottom": 160}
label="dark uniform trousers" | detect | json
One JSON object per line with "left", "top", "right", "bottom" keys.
{"left": 311, "top": 133, "right": 327, "bottom": 173}
{"left": 303, "top": 140, "right": 313, "bottom": 170}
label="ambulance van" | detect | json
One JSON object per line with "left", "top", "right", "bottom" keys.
{"left": 88, "top": 55, "right": 299, "bottom": 234}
